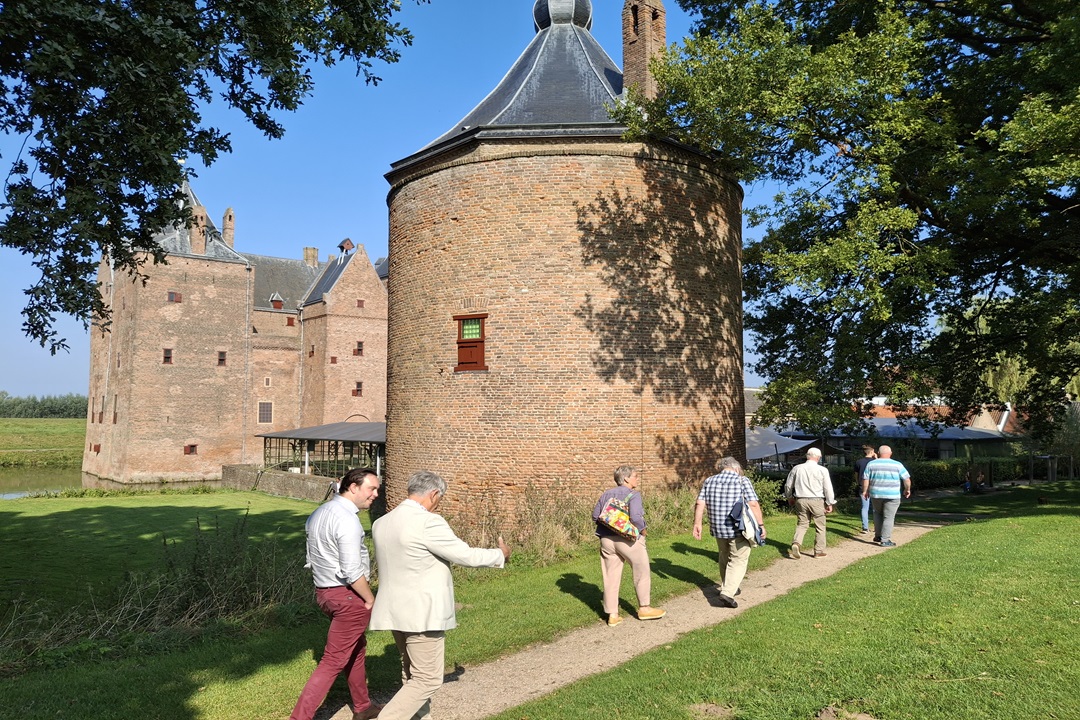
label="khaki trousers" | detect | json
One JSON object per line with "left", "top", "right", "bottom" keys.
{"left": 599, "top": 535, "right": 652, "bottom": 615}
{"left": 792, "top": 497, "right": 828, "bottom": 552}
{"left": 378, "top": 630, "right": 446, "bottom": 720}
{"left": 715, "top": 535, "right": 753, "bottom": 597}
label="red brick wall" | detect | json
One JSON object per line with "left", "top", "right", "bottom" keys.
{"left": 385, "top": 136, "right": 745, "bottom": 534}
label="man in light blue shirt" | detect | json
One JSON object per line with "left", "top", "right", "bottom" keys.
{"left": 861, "top": 445, "right": 912, "bottom": 547}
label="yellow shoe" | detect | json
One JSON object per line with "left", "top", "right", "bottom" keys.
{"left": 638, "top": 606, "right": 666, "bottom": 621}
{"left": 607, "top": 614, "right": 623, "bottom": 626}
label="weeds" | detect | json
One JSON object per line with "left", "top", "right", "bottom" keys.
{"left": 0, "top": 511, "right": 313, "bottom": 676}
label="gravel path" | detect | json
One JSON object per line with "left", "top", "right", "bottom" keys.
{"left": 326, "top": 519, "right": 946, "bottom": 720}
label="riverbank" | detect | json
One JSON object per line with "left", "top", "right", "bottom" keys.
{"left": 0, "top": 418, "right": 83, "bottom": 468}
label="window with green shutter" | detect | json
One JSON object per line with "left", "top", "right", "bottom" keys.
{"left": 454, "top": 313, "right": 488, "bottom": 372}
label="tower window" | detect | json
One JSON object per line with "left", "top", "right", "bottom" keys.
{"left": 354, "top": 341, "right": 364, "bottom": 356}
{"left": 352, "top": 382, "right": 363, "bottom": 397}
{"left": 163, "top": 348, "right": 173, "bottom": 364}
{"left": 167, "top": 291, "right": 182, "bottom": 303}
{"left": 454, "top": 314, "right": 488, "bottom": 372}
{"left": 217, "top": 351, "right": 227, "bottom": 366}
{"left": 356, "top": 299, "right": 365, "bottom": 308}
{"left": 258, "top": 402, "right": 273, "bottom": 424}
{"left": 184, "top": 444, "right": 198, "bottom": 455}
{"left": 286, "top": 316, "right": 295, "bottom": 327}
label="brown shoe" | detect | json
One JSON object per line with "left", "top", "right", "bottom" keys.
{"left": 607, "top": 614, "right": 623, "bottom": 626}
{"left": 638, "top": 606, "right": 666, "bottom": 621}
{"left": 354, "top": 703, "right": 383, "bottom": 720}
{"left": 814, "top": 551, "right": 828, "bottom": 558}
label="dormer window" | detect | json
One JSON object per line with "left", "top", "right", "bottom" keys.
{"left": 269, "top": 292, "right": 284, "bottom": 310}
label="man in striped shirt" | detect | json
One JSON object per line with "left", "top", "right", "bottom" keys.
{"left": 861, "top": 445, "right": 912, "bottom": 547}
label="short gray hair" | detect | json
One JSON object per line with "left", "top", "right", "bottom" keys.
{"left": 716, "top": 456, "right": 742, "bottom": 473}
{"left": 807, "top": 448, "right": 822, "bottom": 459}
{"left": 613, "top": 465, "right": 637, "bottom": 486}
{"left": 407, "top": 470, "right": 447, "bottom": 497}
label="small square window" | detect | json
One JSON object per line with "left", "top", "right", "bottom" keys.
{"left": 454, "top": 314, "right": 488, "bottom": 372}
{"left": 163, "top": 348, "right": 173, "bottom": 364}
{"left": 330, "top": 356, "right": 338, "bottom": 364}
{"left": 356, "top": 299, "right": 365, "bottom": 308}
{"left": 184, "top": 444, "right": 198, "bottom": 455}
{"left": 93, "top": 444, "right": 101, "bottom": 454}
{"left": 286, "top": 316, "right": 295, "bottom": 327}
{"left": 354, "top": 341, "right": 364, "bottom": 356}
{"left": 167, "top": 291, "right": 182, "bottom": 303}
{"left": 217, "top": 351, "right": 227, "bottom": 367}
{"left": 352, "top": 382, "right": 363, "bottom": 397}
{"left": 258, "top": 402, "right": 273, "bottom": 424}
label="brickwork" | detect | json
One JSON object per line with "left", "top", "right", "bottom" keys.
{"left": 385, "top": 135, "right": 745, "bottom": 533}
{"left": 623, "top": 0, "right": 666, "bottom": 100}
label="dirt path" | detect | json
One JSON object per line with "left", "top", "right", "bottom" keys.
{"left": 327, "top": 520, "right": 946, "bottom": 720}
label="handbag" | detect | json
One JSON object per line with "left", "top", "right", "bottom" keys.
{"left": 596, "top": 491, "right": 640, "bottom": 540}
{"left": 729, "top": 484, "right": 765, "bottom": 546}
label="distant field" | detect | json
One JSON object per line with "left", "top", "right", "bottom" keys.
{"left": 0, "top": 418, "right": 85, "bottom": 467}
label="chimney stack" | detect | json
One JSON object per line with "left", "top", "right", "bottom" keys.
{"left": 622, "top": 1, "right": 666, "bottom": 101}
{"left": 190, "top": 205, "right": 208, "bottom": 255}
{"left": 222, "top": 208, "right": 235, "bottom": 248}
{"left": 303, "top": 247, "right": 319, "bottom": 267}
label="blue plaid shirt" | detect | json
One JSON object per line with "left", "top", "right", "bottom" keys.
{"left": 697, "top": 470, "right": 758, "bottom": 539}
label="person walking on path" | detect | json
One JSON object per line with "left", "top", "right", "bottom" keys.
{"left": 692, "top": 457, "right": 766, "bottom": 608}
{"left": 861, "top": 445, "right": 912, "bottom": 546}
{"left": 592, "top": 465, "right": 666, "bottom": 626}
{"left": 853, "top": 445, "right": 877, "bottom": 533}
{"left": 783, "top": 448, "right": 837, "bottom": 559}
{"left": 290, "top": 468, "right": 382, "bottom": 720}
{"left": 369, "top": 470, "right": 510, "bottom": 720}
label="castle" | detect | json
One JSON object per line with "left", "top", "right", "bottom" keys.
{"left": 83, "top": 184, "right": 388, "bottom": 484}
{"left": 84, "top": 1, "right": 746, "bottom": 523}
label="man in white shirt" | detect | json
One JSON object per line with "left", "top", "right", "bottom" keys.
{"left": 370, "top": 470, "right": 510, "bottom": 720}
{"left": 290, "top": 467, "right": 382, "bottom": 720}
{"left": 783, "top": 448, "right": 837, "bottom": 559}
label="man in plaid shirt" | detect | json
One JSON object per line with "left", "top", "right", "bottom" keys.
{"left": 692, "top": 457, "right": 766, "bottom": 609}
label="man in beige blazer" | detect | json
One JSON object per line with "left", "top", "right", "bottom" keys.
{"left": 370, "top": 470, "right": 510, "bottom": 720}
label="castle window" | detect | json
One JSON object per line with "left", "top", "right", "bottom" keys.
{"left": 167, "top": 291, "right": 182, "bottom": 303}
{"left": 354, "top": 341, "right": 364, "bottom": 356}
{"left": 258, "top": 402, "right": 273, "bottom": 424}
{"left": 93, "top": 444, "right": 101, "bottom": 454}
{"left": 184, "top": 444, "right": 198, "bottom": 455}
{"left": 309, "top": 345, "right": 315, "bottom": 358}
{"left": 113, "top": 396, "right": 117, "bottom": 424}
{"left": 90, "top": 396, "right": 95, "bottom": 423}
{"left": 217, "top": 351, "right": 227, "bottom": 367}
{"left": 454, "top": 314, "right": 488, "bottom": 372}
{"left": 163, "top": 348, "right": 173, "bottom": 364}
{"left": 331, "top": 356, "right": 338, "bottom": 364}
{"left": 352, "top": 382, "right": 363, "bottom": 397}
{"left": 264, "top": 377, "right": 271, "bottom": 387}
{"left": 356, "top": 299, "right": 365, "bottom": 309}
{"left": 286, "top": 317, "right": 295, "bottom": 327}
{"left": 99, "top": 396, "right": 105, "bottom": 424}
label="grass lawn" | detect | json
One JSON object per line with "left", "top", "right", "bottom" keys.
{"left": 1, "top": 483, "right": 1076, "bottom": 719}
{"left": 0, "top": 417, "right": 85, "bottom": 467}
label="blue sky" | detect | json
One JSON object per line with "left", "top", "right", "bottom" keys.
{"left": 0, "top": 0, "right": 767, "bottom": 396}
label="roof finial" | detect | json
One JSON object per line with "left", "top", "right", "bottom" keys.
{"left": 533, "top": 0, "right": 593, "bottom": 33}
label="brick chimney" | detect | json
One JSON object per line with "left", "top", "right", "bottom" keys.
{"left": 622, "top": 1, "right": 666, "bottom": 101}
{"left": 303, "top": 247, "right": 319, "bottom": 267}
{"left": 222, "top": 207, "right": 235, "bottom": 249}
{"left": 190, "top": 205, "right": 208, "bottom": 255}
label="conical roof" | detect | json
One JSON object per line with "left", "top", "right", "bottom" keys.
{"left": 423, "top": 0, "right": 623, "bottom": 150}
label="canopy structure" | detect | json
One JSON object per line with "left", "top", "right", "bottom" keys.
{"left": 745, "top": 426, "right": 815, "bottom": 462}
{"left": 256, "top": 422, "right": 386, "bottom": 478}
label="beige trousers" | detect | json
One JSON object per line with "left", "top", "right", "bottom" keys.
{"left": 715, "top": 535, "right": 753, "bottom": 597}
{"left": 378, "top": 630, "right": 446, "bottom": 720}
{"left": 599, "top": 535, "right": 651, "bottom": 614}
{"left": 792, "top": 497, "right": 828, "bottom": 552}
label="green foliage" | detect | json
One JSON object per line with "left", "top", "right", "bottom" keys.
{"left": 0, "top": 0, "right": 424, "bottom": 351}
{"left": 0, "top": 391, "right": 87, "bottom": 418}
{"left": 624, "top": 0, "right": 1080, "bottom": 442}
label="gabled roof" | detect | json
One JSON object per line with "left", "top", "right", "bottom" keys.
{"left": 302, "top": 252, "right": 356, "bottom": 307}
{"left": 416, "top": 0, "right": 624, "bottom": 153}
{"left": 241, "top": 252, "right": 326, "bottom": 311}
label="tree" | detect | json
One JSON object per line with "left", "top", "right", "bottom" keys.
{"left": 616, "top": 0, "right": 1080, "bottom": 441}
{"left": 1, "top": 0, "right": 423, "bottom": 352}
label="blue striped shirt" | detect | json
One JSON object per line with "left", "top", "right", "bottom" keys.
{"left": 862, "top": 458, "right": 911, "bottom": 499}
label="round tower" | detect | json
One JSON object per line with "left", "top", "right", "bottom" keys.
{"left": 384, "top": 0, "right": 744, "bottom": 535}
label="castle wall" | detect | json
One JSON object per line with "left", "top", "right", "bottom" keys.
{"left": 385, "top": 136, "right": 745, "bottom": 534}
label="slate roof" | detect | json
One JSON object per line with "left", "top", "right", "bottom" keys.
{"left": 302, "top": 252, "right": 356, "bottom": 307}
{"left": 256, "top": 421, "right": 386, "bottom": 444}
{"left": 399, "top": 0, "right": 624, "bottom": 168}
{"left": 240, "top": 252, "right": 326, "bottom": 311}
{"left": 155, "top": 182, "right": 245, "bottom": 262}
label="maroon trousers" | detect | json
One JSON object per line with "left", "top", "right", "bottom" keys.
{"left": 290, "top": 586, "right": 373, "bottom": 720}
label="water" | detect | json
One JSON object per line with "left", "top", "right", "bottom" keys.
{"left": 0, "top": 466, "right": 84, "bottom": 499}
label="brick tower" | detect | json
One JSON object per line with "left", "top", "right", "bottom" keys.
{"left": 384, "top": 0, "right": 744, "bottom": 534}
